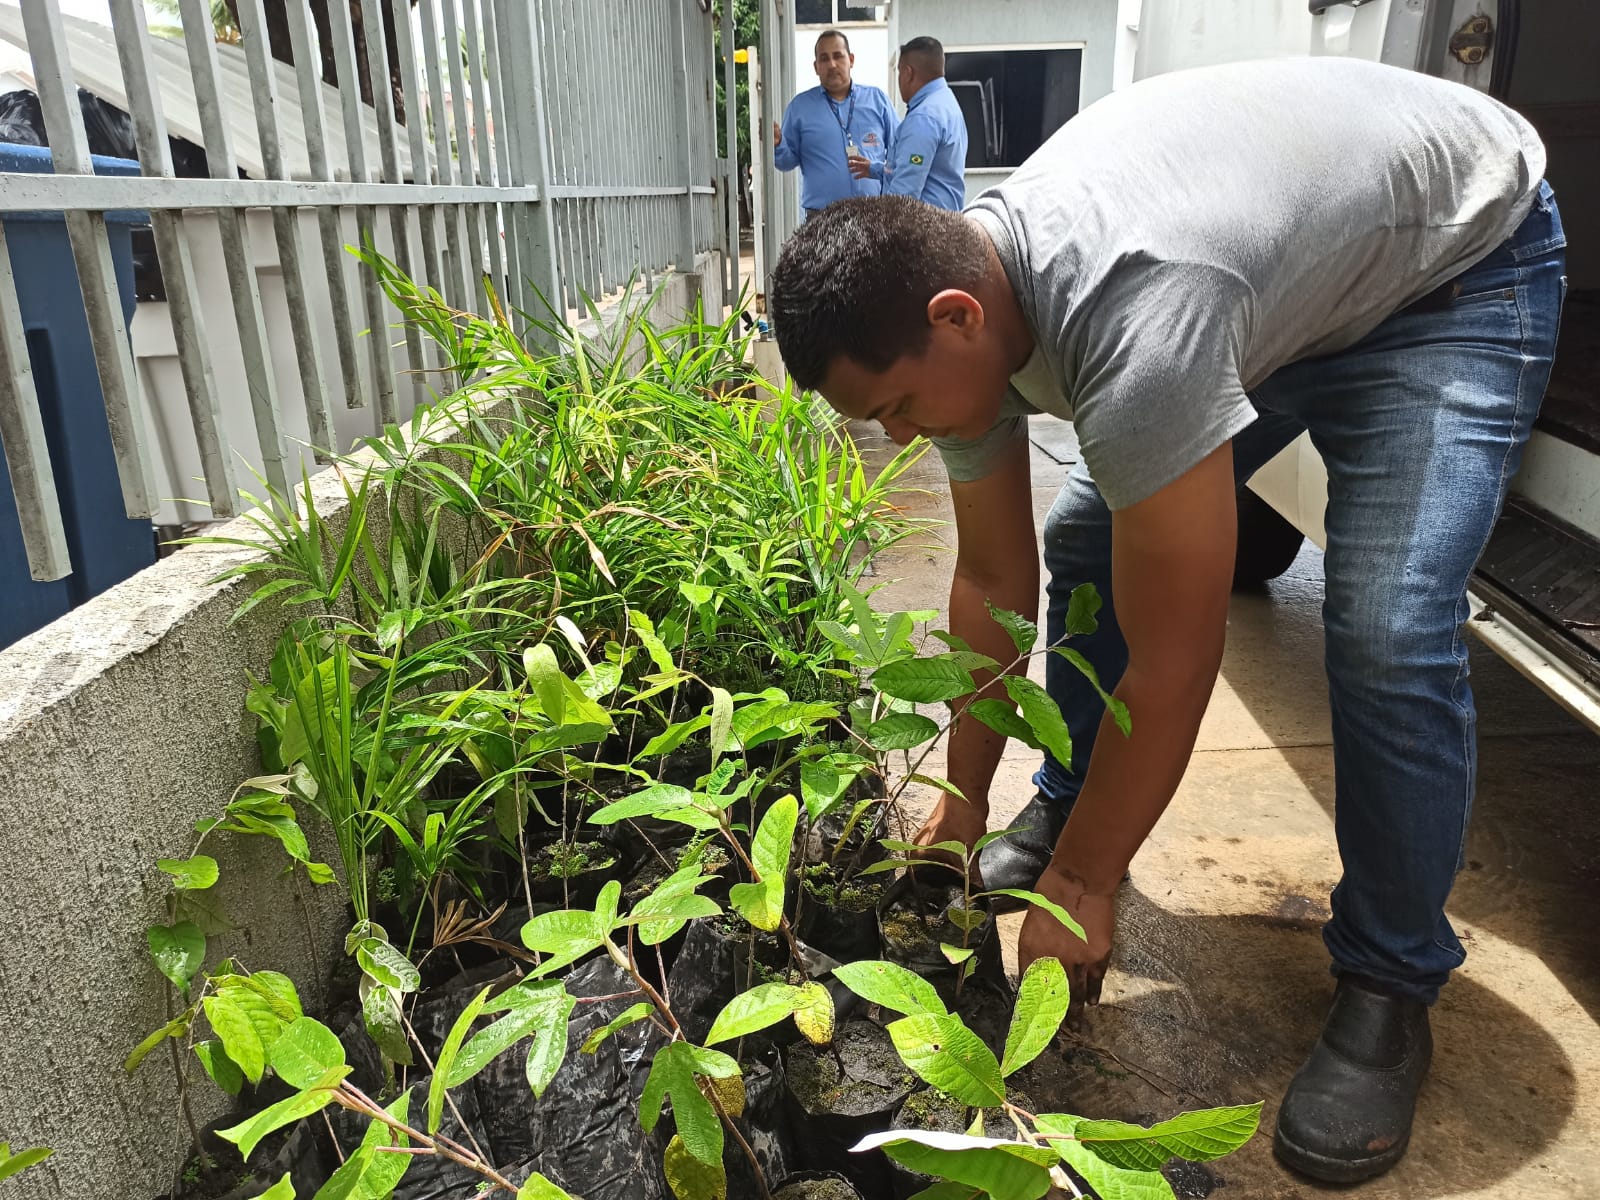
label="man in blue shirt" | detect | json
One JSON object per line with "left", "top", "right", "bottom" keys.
{"left": 885, "top": 37, "right": 969, "bottom": 211}
{"left": 774, "top": 29, "right": 897, "bottom": 219}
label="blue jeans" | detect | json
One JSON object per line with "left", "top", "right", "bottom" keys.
{"left": 1034, "top": 182, "right": 1567, "bottom": 1004}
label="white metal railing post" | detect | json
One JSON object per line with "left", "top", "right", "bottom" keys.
{"left": 19, "top": 0, "right": 154, "bottom": 520}
{"left": 673, "top": 0, "right": 698, "bottom": 275}
{"left": 503, "top": 0, "right": 562, "bottom": 336}
{"left": 721, "top": 0, "right": 740, "bottom": 305}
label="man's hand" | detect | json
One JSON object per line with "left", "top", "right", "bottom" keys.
{"left": 1017, "top": 865, "right": 1115, "bottom": 1016}
{"left": 909, "top": 793, "right": 989, "bottom": 879}
{"left": 773, "top": 121, "right": 782, "bottom": 147}
{"left": 847, "top": 153, "right": 871, "bottom": 179}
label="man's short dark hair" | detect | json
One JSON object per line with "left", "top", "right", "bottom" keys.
{"left": 770, "top": 196, "right": 990, "bottom": 390}
{"left": 815, "top": 29, "right": 850, "bottom": 55}
{"left": 899, "top": 36, "right": 945, "bottom": 77}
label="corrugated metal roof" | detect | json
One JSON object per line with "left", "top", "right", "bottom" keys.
{"left": 0, "top": 3, "right": 413, "bottom": 181}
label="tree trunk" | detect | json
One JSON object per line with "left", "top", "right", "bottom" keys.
{"left": 221, "top": 0, "right": 409, "bottom": 123}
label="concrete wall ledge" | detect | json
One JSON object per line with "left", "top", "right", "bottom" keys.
{"left": 0, "top": 258, "right": 720, "bottom": 1200}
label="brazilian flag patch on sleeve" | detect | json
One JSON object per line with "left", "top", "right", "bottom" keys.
{"left": 909, "top": 154, "right": 924, "bottom": 165}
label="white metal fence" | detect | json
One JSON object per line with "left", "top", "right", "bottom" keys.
{"left": 0, "top": 0, "right": 727, "bottom": 583}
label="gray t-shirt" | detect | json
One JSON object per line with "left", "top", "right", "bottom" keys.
{"left": 934, "top": 57, "right": 1545, "bottom": 510}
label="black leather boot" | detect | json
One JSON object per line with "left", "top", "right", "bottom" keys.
{"left": 1274, "top": 974, "right": 1432, "bottom": 1183}
{"left": 976, "top": 791, "right": 1068, "bottom": 902}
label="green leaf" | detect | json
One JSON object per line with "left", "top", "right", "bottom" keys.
{"left": 868, "top": 712, "right": 941, "bottom": 751}
{"left": 1064, "top": 583, "right": 1102, "bottom": 636}
{"left": 376, "top": 607, "right": 422, "bottom": 650}
{"left": 665, "top": 1133, "right": 727, "bottom": 1200}
{"left": 982, "top": 889, "right": 1087, "bottom": 942}
{"left": 356, "top": 939, "right": 421, "bottom": 993}
{"left": 906, "top": 1183, "right": 984, "bottom": 1200}
{"left": 204, "top": 993, "right": 267, "bottom": 1085}
{"left": 0, "top": 1145, "right": 53, "bottom": 1183}
{"left": 148, "top": 921, "right": 206, "bottom": 991}
{"left": 258, "top": 1175, "right": 297, "bottom": 1200}
{"left": 305, "top": 861, "right": 338, "bottom": 885}
{"left": 709, "top": 686, "right": 734, "bottom": 762}
{"left": 946, "top": 905, "right": 989, "bottom": 934}
{"left": 521, "top": 908, "right": 606, "bottom": 977}
{"left": 1073, "top": 1103, "right": 1263, "bottom": 1171}
{"left": 832, "top": 960, "right": 948, "bottom": 1017}
{"left": 967, "top": 699, "right": 1035, "bottom": 747}
{"left": 939, "top": 943, "right": 976, "bottom": 965}
{"left": 449, "top": 980, "right": 575, "bottom": 1099}
{"left": 1002, "top": 958, "right": 1071, "bottom": 1076}
{"left": 194, "top": 1039, "right": 245, "bottom": 1095}
{"left": 158, "top": 855, "right": 219, "bottom": 891}
{"left": 1036, "top": 1115, "right": 1179, "bottom": 1200}
{"left": 1052, "top": 646, "right": 1132, "bottom": 736}
{"left": 628, "top": 608, "right": 675, "bottom": 673}
{"left": 640, "top": 1042, "right": 723, "bottom": 1165}
{"left": 705, "top": 982, "right": 803, "bottom": 1045}
{"left": 793, "top": 981, "right": 835, "bottom": 1046}
{"left": 244, "top": 971, "right": 305, "bottom": 1021}
{"left": 217, "top": 1065, "right": 349, "bottom": 1158}
{"left": 524, "top": 644, "right": 567, "bottom": 725}
{"left": 312, "top": 1090, "right": 413, "bottom": 1200}
{"left": 985, "top": 602, "right": 1038, "bottom": 656}
{"left": 125, "top": 1015, "right": 190, "bottom": 1073}
{"left": 871, "top": 657, "right": 977, "bottom": 704}
{"left": 517, "top": 1173, "right": 579, "bottom": 1200}
{"left": 887, "top": 1013, "right": 1006, "bottom": 1108}
{"left": 1002, "top": 676, "right": 1074, "bottom": 772}
{"left": 800, "top": 753, "right": 871, "bottom": 822}
{"left": 853, "top": 1130, "right": 1056, "bottom": 1200}
{"left": 906, "top": 773, "right": 968, "bottom": 802}
{"left": 269, "top": 1017, "right": 348, "bottom": 1090}
{"left": 580, "top": 1002, "right": 654, "bottom": 1054}
{"left": 639, "top": 714, "right": 710, "bottom": 758}
{"left": 589, "top": 783, "right": 717, "bottom": 830}
{"left": 680, "top": 581, "right": 714, "bottom": 606}
{"left": 730, "top": 794, "right": 798, "bottom": 931}
{"left": 428, "top": 985, "right": 493, "bottom": 1134}
{"left": 631, "top": 889, "right": 721, "bottom": 945}
{"left": 361, "top": 976, "right": 413, "bottom": 1066}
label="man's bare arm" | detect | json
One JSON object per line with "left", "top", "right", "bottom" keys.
{"left": 941, "top": 436, "right": 1038, "bottom": 824}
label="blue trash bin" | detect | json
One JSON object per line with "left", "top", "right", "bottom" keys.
{"left": 0, "top": 142, "right": 154, "bottom": 649}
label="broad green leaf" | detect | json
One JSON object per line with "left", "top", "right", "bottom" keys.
{"left": 973, "top": 828, "right": 1016, "bottom": 853}
{"left": 640, "top": 1042, "right": 723, "bottom": 1165}
{"left": 709, "top": 686, "right": 734, "bottom": 762}
{"left": 868, "top": 712, "right": 941, "bottom": 751}
{"left": 312, "top": 1090, "right": 412, "bottom": 1200}
{"left": 832, "top": 960, "right": 948, "bottom": 1017}
{"left": 204, "top": 993, "right": 266, "bottom": 1084}
{"left": 728, "top": 879, "right": 783, "bottom": 933}
{"left": 449, "top": 981, "right": 575, "bottom": 1098}
{"left": 631, "top": 890, "right": 721, "bottom": 945}
{"left": 640, "top": 714, "right": 710, "bottom": 758}
{"left": 257, "top": 1175, "right": 296, "bottom": 1200}
{"left": 853, "top": 1130, "right": 1056, "bottom": 1200}
{"left": 793, "top": 981, "right": 835, "bottom": 1046}
{"left": 1002, "top": 958, "right": 1071, "bottom": 1076}
{"left": 939, "top": 943, "right": 976, "bottom": 965}
{"left": 1053, "top": 646, "right": 1132, "bottom": 736}
{"left": 0, "top": 1145, "right": 52, "bottom": 1183}
{"left": 906, "top": 773, "right": 968, "bottom": 802}
{"left": 1064, "top": 583, "right": 1102, "bottom": 636}
{"left": 125, "top": 1016, "right": 189, "bottom": 1073}
{"left": 580, "top": 1002, "right": 654, "bottom": 1054}
{"left": 982, "top": 889, "right": 1087, "bottom": 942}
{"left": 665, "top": 1133, "right": 727, "bottom": 1200}
{"left": 268, "top": 1017, "right": 347, "bottom": 1090}
{"left": 628, "top": 608, "right": 675, "bottom": 673}
{"left": 985, "top": 602, "right": 1038, "bottom": 656}
{"left": 1002, "top": 676, "right": 1074, "bottom": 772}
{"left": 705, "top": 982, "right": 802, "bottom": 1046}
{"left": 158, "top": 855, "right": 219, "bottom": 891}
{"left": 588, "top": 783, "right": 714, "bottom": 829}
{"left": 360, "top": 976, "right": 413, "bottom": 1065}
{"left": 345, "top": 920, "right": 389, "bottom": 956}
{"left": 148, "top": 921, "right": 206, "bottom": 991}
{"left": 306, "top": 861, "right": 338, "bottom": 885}
{"left": 520, "top": 909, "right": 605, "bottom": 977}
{"left": 1073, "top": 1104, "right": 1263, "bottom": 1171}
{"left": 946, "top": 905, "right": 989, "bottom": 934}
{"left": 905, "top": 1184, "right": 984, "bottom": 1200}
{"left": 800, "top": 753, "right": 871, "bottom": 822}
{"left": 731, "top": 794, "right": 797, "bottom": 931}
{"left": 217, "top": 1065, "right": 349, "bottom": 1158}
{"left": 680, "top": 581, "right": 714, "bottom": 606}
{"left": 967, "top": 699, "right": 1035, "bottom": 747}
{"left": 356, "top": 939, "right": 421, "bottom": 993}
{"left": 887, "top": 1013, "right": 1005, "bottom": 1108}
{"left": 428, "top": 985, "right": 493, "bottom": 1134}
{"left": 523, "top": 644, "right": 566, "bottom": 726}
{"left": 194, "top": 1040, "right": 244, "bottom": 1095}
{"left": 245, "top": 971, "right": 304, "bottom": 1022}
{"left": 1035, "top": 1115, "right": 1177, "bottom": 1200}
{"left": 518, "top": 1173, "right": 579, "bottom": 1200}
{"left": 871, "top": 657, "right": 977, "bottom": 704}
{"left": 375, "top": 608, "right": 422, "bottom": 650}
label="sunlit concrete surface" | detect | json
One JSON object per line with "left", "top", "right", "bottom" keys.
{"left": 857, "top": 416, "right": 1600, "bottom": 1199}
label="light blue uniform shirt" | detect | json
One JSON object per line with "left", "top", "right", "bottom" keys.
{"left": 775, "top": 84, "right": 897, "bottom": 212}
{"left": 885, "top": 77, "right": 969, "bottom": 211}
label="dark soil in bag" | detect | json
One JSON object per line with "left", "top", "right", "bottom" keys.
{"left": 772, "top": 1170, "right": 865, "bottom": 1200}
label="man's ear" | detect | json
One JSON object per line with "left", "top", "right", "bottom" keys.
{"left": 927, "top": 289, "right": 986, "bottom": 336}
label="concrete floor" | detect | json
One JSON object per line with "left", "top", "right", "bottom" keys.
{"left": 856, "top": 417, "right": 1600, "bottom": 1199}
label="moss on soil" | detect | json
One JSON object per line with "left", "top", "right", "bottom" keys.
{"left": 774, "top": 1178, "right": 860, "bottom": 1200}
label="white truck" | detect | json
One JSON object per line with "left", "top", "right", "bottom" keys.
{"left": 1135, "top": 0, "right": 1600, "bottom": 733}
